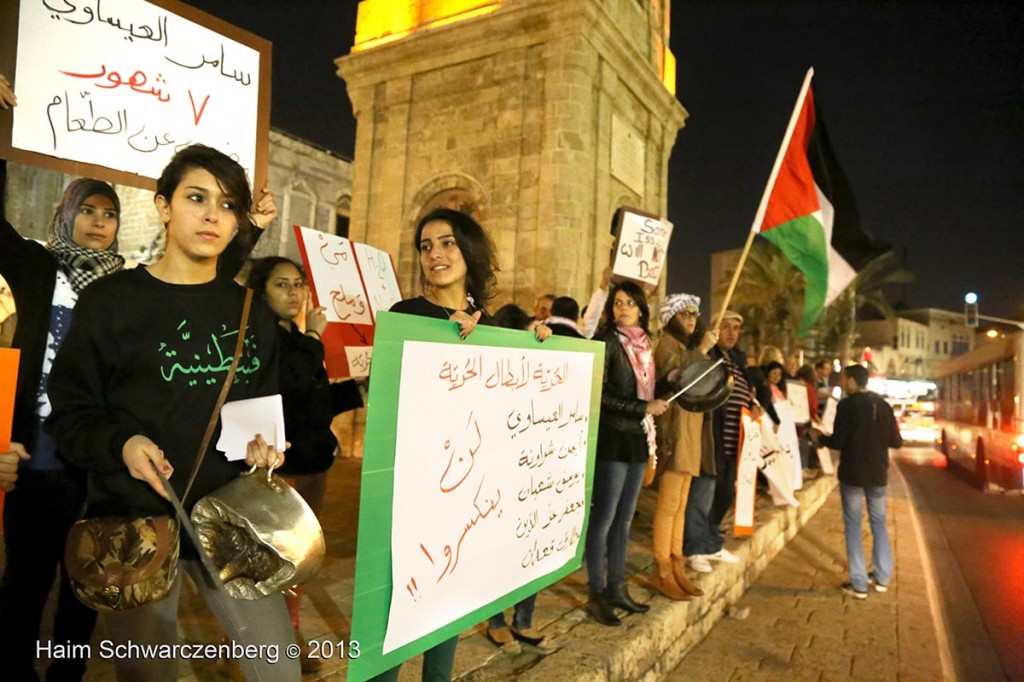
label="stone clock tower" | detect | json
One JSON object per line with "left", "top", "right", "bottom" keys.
{"left": 336, "top": 0, "right": 686, "bottom": 307}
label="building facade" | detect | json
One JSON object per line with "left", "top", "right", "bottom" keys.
{"left": 855, "top": 308, "right": 975, "bottom": 379}
{"left": 337, "top": 0, "right": 686, "bottom": 310}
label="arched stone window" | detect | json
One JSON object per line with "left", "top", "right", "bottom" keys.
{"left": 335, "top": 194, "right": 352, "bottom": 238}
{"left": 281, "top": 181, "right": 318, "bottom": 260}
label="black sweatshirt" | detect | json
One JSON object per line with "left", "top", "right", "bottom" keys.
{"left": 45, "top": 267, "right": 279, "bottom": 517}
{"left": 819, "top": 390, "right": 903, "bottom": 487}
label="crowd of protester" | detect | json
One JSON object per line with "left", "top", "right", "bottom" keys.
{"left": 0, "top": 84, "right": 848, "bottom": 679}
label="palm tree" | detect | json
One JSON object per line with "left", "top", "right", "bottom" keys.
{"left": 715, "top": 238, "right": 804, "bottom": 357}
{"left": 720, "top": 241, "right": 912, "bottom": 362}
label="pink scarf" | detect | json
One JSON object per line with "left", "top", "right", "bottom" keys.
{"left": 616, "top": 325, "right": 658, "bottom": 460}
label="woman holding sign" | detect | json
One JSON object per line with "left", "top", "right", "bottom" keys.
{"left": 649, "top": 293, "right": 718, "bottom": 601}
{"left": 248, "top": 256, "right": 363, "bottom": 673}
{"left": 585, "top": 282, "right": 670, "bottom": 626}
{"left": 382, "top": 208, "right": 550, "bottom": 680}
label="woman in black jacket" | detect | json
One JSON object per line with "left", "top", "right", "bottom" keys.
{"left": 247, "top": 256, "right": 363, "bottom": 673}
{"left": 585, "top": 281, "right": 670, "bottom": 626}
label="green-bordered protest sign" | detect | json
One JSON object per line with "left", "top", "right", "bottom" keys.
{"left": 348, "top": 312, "right": 604, "bottom": 681}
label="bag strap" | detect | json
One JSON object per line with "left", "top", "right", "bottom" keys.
{"left": 182, "top": 288, "right": 254, "bottom": 504}
{"left": 156, "top": 470, "right": 223, "bottom": 590}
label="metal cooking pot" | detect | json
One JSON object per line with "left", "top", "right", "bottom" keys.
{"left": 670, "top": 358, "right": 734, "bottom": 413}
{"left": 191, "top": 465, "right": 325, "bottom": 600}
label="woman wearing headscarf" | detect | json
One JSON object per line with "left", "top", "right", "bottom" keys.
{"left": 649, "top": 293, "right": 718, "bottom": 601}
{"left": 0, "top": 164, "right": 123, "bottom": 681}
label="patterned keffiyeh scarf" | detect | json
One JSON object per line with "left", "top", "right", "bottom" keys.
{"left": 45, "top": 178, "right": 124, "bottom": 293}
{"left": 616, "top": 325, "right": 658, "bottom": 460}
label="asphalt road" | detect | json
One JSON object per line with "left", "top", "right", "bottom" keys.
{"left": 895, "top": 445, "right": 1024, "bottom": 682}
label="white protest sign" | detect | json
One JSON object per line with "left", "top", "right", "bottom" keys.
{"left": 816, "top": 447, "right": 835, "bottom": 475}
{"left": 353, "top": 242, "right": 402, "bottom": 320}
{"left": 734, "top": 410, "right": 761, "bottom": 534}
{"left": 296, "top": 226, "right": 373, "bottom": 326}
{"left": 611, "top": 209, "right": 673, "bottom": 286}
{"left": 13, "top": 0, "right": 262, "bottom": 181}
{"left": 786, "top": 380, "right": 811, "bottom": 423}
{"left": 384, "top": 341, "right": 593, "bottom": 654}
{"left": 773, "top": 400, "right": 803, "bottom": 491}
{"left": 820, "top": 396, "right": 839, "bottom": 435}
{"left": 759, "top": 419, "right": 799, "bottom": 508}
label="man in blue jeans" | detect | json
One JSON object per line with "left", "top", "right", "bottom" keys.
{"left": 810, "top": 364, "right": 902, "bottom": 599}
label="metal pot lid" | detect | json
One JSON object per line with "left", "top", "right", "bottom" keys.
{"left": 673, "top": 358, "right": 734, "bottom": 413}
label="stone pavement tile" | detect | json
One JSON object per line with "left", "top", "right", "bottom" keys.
{"left": 790, "top": 644, "right": 855, "bottom": 674}
{"left": 729, "top": 666, "right": 823, "bottom": 682}
{"left": 849, "top": 652, "right": 898, "bottom": 681}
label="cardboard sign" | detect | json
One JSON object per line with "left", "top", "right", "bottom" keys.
{"left": 611, "top": 207, "right": 673, "bottom": 286}
{"left": 349, "top": 313, "right": 603, "bottom": 681}
{"left": 786, "top": 380, "right": 811, "bottom": 423}
{"left": 734, "top": 408, "right": 760, "bottom": 536}
{"left": 293, "top": 225, "right": 402, "bottom": 379}
{"left": 2, "top": 0, "right": 271, "bottom": 189}
{"left": 0, "top": 348, "right": 19, "bottom": 452}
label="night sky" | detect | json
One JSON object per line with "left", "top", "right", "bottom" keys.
{"left": 187, "top": 1, "right": 1023, "bottom": 321}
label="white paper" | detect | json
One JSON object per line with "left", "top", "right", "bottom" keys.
{"left": 816, "top": 447, "right": 835, "bottom": 475}
{"left": 384, "top": 341, "right": 594, "bottom": 654}
{"left": 759, "top": 419, "right": 799, "bottom": 508}
{"left": 216, "top": 395, "right": 286, "bottom": 462}
{"left": 13, "top": 0, "right": 260, "bottom": 181}
{"left": 345, "top": 346, "right": 372, "bottom": 378}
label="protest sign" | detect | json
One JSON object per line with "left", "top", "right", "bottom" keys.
{"left": 820, "top": 396, "right": 838, "bottom": 435}
{"left": 734, "top": 408, "right": 760, "bottom": 536}
{"left": 293, "top": 225, "right": 402, "bottom": 379}
{"left": 773, "top": 400, "right": 803, "bottom": 491}
{"left": 1, "top": 0, "right": 271, "bottom": 189}
{"left": 0, "top": 348, "right": 18, "bottom": 528}
{"left": 611, "top": 207, "right": 673, "bottom": 286}
{"left": 786, "top": 379, "right": 811, "bottom": 423}
{"left": 759, "top": 418, "right": 799, "bottom": 508}
{"left": 348, "top": 312, "right": 603, "bottom": 681}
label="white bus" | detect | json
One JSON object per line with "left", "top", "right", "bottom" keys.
{"left": 934, "top": 331, "right": 1024, "bottom": 490}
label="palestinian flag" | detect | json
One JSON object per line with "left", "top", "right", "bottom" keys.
{"left": 754, "top": 69, "right": 889, "bottom": 334}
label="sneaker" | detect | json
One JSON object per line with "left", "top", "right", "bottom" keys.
{"left": 687, "top": 554, "right": 713, "bottom": 573}
{"left": 868, "top": 572, "right": 889, "bottom": 592}
{"left": 708, "top": 548, "right": 740, "bottom": 564}
{"left": 841, "top": 582, "right": 867, "bottom": 600}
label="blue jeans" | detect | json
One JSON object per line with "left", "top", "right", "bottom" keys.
{"left": 683, "top": 474, "right": 718, "bottom": 556}
{"left": 839, "top": 482, "right": 893, "bottom": 592}
{"left": 488, "top": 593, "right": 537, "bottom": 629}
{"left": 585, "top": 460, "right": 646, "bottom": 591}
{"left": 708, "top": 454, "right": 737, "bottom": 552}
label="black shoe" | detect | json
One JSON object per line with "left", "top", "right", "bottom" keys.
{"left": 586, "top": 590, "right": 622, "bottom": 626}
{"left": 604, "top": 583, "right": 650, "bottom": 614}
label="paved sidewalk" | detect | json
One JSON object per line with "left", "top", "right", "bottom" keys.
{"left": 663, "top": 464, "right": 947, "bottom": 682}
{"left": 25, "top": 451, "right": 945, "bottom": 681}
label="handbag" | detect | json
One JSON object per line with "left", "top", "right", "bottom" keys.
{"left": 64, "top": 290, "right": 254, "bottom": 611}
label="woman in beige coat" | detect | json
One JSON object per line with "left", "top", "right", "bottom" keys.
{"left": 650, "top": 293, "right": 718, "bottom": 600}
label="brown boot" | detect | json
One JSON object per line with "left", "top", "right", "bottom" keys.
{"left": 651, "top": 558, "right": 690, "bottom": 601}
{"left": 672, "top": 555, "right": 704, "bottom": 596}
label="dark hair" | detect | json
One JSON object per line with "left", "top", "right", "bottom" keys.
{"left": 492, "top": 303, "right": 530, "bottom": 330}
{"left": 247, "top": 256, "right": 304, "bottom": 304}
{"left": 414, "top": 208, "right": 498, "bottom": 306}
{"left": 795, "top": 364, "right": 817, "bottom": 384}
{"left": 814, "top": 359, "right": 831, "bottom": 371}
{"left": 664, "top": 314, "right": 708, "bottom": 351}
{"left": 843, "top": 364, "right": 869, "bottom": 388}
{"left": 156, "top": 144, "right": 254, "bottom": 253}
{"left": 763, "top": 361, "right": 786, "bottom": 384}
{"left": 551, "top": 296, "right": 579, "bottom": 320}
{"left": 598, "top": 281, "right": 651, "bottom": 336}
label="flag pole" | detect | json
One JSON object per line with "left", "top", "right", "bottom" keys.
{"left": 713, "top": 67, "right": 816, "bottom": 331}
